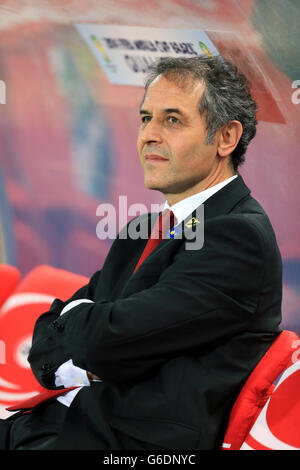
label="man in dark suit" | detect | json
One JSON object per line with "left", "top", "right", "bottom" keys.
{"left": 0, "top": 55, "right": 282, "bottom": 450}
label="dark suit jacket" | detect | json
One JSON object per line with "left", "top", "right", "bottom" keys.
{"left": 27, "top": 175, "right": 282, "bottom": 450}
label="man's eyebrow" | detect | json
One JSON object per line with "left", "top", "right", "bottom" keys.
{"left": 164, "top": 108, "right": 184, "bottom": 115}
{"left": 139, "top": 109, "right": 150, "bottom": 115}
{"left": 139, "top": 108, "right": 184, "bottom": 115}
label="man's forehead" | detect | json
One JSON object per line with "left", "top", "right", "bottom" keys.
{"left": 141, "top": 74, "right": 204, "bottom": 109}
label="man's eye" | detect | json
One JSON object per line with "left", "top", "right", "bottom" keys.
{"left": 168, "top": 116, "right": 179, "bottom": 124}
{"left": 141, "top": 116, "right": 151, "bottom": 124}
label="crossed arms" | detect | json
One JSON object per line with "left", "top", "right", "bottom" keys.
{"left": 27, "top": 214, "right": 278, "bottom": 390}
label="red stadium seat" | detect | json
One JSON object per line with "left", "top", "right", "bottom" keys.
{"left": 240, "top": 359, "right": 300, "bottom": 450}
{"left": 0, "top": 265, "right": 89, "bottom": 418}
{"left": 222, "top": 330, "right": 300, "bottom": 450}
{"left": 2, "top": 265, "right": 299, "bottom": 447}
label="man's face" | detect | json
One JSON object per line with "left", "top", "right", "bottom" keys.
{"left": 137, "top": 75, "right": 222, "bottom": 204}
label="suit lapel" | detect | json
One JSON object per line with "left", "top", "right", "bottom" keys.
{"left": 201, "top": 174, "right": 251, "bottom": 220}
{"left": 154, "top": 175, "right": 251, "bottom": 244}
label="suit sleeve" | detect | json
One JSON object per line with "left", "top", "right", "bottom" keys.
{"left": 28, "top": 215, "right": 280, "bottom": 385}
{"left": 28, "top": 269, "right": 101, "bottom": 388}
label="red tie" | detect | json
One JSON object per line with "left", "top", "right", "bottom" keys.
{"left": 7, "top": 210, "right": 176, "bottom": 413}
{"left": 133, "top": 209, "right": 175, "bottom": 273}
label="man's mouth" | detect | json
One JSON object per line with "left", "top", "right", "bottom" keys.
{"left": 145, "top": 154, "right": 168, "bottom": 162}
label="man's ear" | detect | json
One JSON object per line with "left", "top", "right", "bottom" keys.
{"left": 217, "top": 121, "right": 243, "bottom": 158}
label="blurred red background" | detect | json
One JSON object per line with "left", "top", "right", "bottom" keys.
{"left": 0, "top": 2, "right": 299, "bottom": 413}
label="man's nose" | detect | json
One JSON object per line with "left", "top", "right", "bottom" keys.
{"left": 140, "top": 120, "right": 163, "bottom": 145}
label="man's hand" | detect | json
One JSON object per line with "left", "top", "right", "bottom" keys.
{"left": 86, "top": 371, "right": 102, "bottom": 382}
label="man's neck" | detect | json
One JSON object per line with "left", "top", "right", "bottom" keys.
{"left": 165, "top": 170, "right": 236, "bottom": 206}
{"left": 162, "top": 174, "right": 238, "bottom": 226}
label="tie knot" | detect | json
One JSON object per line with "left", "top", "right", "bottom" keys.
{"left": 132, "top": 209, "right": 176, "bottom": 274}
{"left": 153, "top": 209, "right": 176, "bottom": 238}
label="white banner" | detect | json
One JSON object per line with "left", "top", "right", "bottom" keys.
{"left": 74, "top": 24, "right": 220, "bottom": 86}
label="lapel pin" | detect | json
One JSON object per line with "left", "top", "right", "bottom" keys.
{"left": 185, "top": 217, "right": 200, "bottom": 228}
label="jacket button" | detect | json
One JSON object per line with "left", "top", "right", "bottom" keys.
{"left": 41, "top": 363, "right": 51, "bottom": 371}
{"left": 51, "top": 320, "right": 64, "bottom": 331}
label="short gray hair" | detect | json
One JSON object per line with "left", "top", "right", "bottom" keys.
{"left": 143, "top": 55, "right": 258, "bottom": 171}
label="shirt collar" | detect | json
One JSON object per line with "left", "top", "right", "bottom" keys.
{"left": 161, "top": 175, "right": 238, "bottom": 226}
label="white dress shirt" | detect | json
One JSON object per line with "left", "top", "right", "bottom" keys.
{"left": 55, "top": 174, "right": 238, "bottom": 406}
{"left": 161, "top": 174, "right": 238, "bottom": 226}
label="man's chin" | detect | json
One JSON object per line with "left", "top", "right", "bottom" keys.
{"left": 145, "top": 182, "right": 167, "bottom": 193}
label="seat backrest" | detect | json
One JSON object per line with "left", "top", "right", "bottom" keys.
{"left": 0, "top": 265, "right": 88, "bottom": 418}
{"left": 240, "top": 358, "right": 300, "bottom": 450}
{"left": 221, "top": 330, "right": 300, "bottom": 450}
